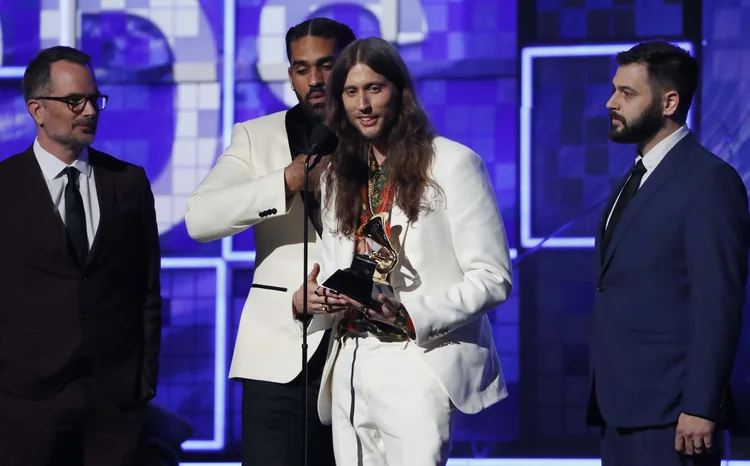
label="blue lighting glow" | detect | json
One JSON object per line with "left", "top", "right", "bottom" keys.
{"left": 0, "top": 67, "right": 25, "bottom": 79}
{"left": 220, "top": 0, "right": 240, "bottom": 263}
{"left": 161, "top": 257, "right": 227, "bottom": 450}
{"left": 519, "top": 42, "right": 694, "bottom": 249}
{"left": 60, "top": 0, "right": 75, "bottom": 47}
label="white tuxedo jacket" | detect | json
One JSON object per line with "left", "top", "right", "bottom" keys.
{"left": 185, "top": 110, "right": 325, "bottom": 384}
{"left": 312, "top": 136, "right": 513, "bottom": 424}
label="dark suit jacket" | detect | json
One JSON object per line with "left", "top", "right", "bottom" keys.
{"left": 588, "top": 132, "right": 750, "bottom": 429}
{"left": 0, "top": 145, "right": 161, "bottom": 407}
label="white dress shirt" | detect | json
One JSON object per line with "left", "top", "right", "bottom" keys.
{"left": 33, "top": 139, "right": 100, "bottom": 249}
{"left": 605, "top": 125, "right": 689, "bottom": 229}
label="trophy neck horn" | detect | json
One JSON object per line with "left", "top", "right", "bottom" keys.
{"left": 357, "top": 212, "right": 398, "bottom": 275}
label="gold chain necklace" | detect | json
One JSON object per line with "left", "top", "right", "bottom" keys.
{"left": 367, "top": 146, "right": 376, "bottom": 215}
{"left": 367, "top": 146, "right": 393, "bottom": 215}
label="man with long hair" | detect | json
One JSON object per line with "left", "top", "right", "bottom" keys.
{"left": 186, "top": 18, "right": 354, "bottom": 466}
{"left": 293, "top": 37, "right": 513, "bottom": 465}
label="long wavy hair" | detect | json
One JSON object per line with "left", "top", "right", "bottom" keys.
{"left": 322, "top": 37, "right": 437, "bottom": 237}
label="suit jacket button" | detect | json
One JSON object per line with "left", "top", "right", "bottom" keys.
{"left": 597, "top": 284, "right": 605, "bottom": 292}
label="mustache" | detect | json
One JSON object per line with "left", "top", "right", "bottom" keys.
{"left": 73, "top": 118, "right": 97, "bottom": 128}
{"left": 609, "top": 111, "right": 625, "bottom": 123}
{"left": 306, "top": 88, "right": 325, "bottom": 99}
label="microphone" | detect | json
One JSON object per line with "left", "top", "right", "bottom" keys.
{"left": 300, "top": 123, "right": 337, "bottom": 466}
{"left": 306, "top": 125, "right": 338, "bottom": 170}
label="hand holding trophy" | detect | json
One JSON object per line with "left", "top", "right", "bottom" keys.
{"left": 322, "top": 212, "right": 398, "bottom": 309}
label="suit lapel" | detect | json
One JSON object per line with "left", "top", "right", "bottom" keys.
{"left": 19, "top": 148, "right": 74, "bottom": 266}
{"left": 600, "top": 134, "right": 695, "bottom": 274}
{"left": 285, "top": 105, "right": 324, "bottom": 237}
{"left": 596, "top": 171, "right": 630, "bottom": 269}
{"left": 84, "top": 149, "right": 115, "bottom": 269}
{"left": 388, "top": 203, "right": 410, "bottom": 259}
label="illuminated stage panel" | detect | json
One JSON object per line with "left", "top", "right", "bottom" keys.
{"left": 243, "top": 0, "right": 517, "bottom": 88}
{"left": 0, "top": 68, "right": 25, "bottom": 78}
{"left": 0, "top": 0, "right": 46, "bottom": 66}
{"left": 226, "top": 264, "right": 255, "bottom": 445}
{"left": 92, "top": 82, "right": 222, "bottom": 257}
{"left": 77, "top": 1, "right": 223, "bottom": 84}
{"left": 77, "top": 3, "right": 225, "bottom": 254}
{"left": 228, "top": 0, "right": 520, "bottom": 258}
{"left": 417, "top": 77, "right": 518, "bottom": 248}
{"left": 0, "top": 79, "right": 34, "bottom": 160}
{"left": 159, "top": 258, "right": 227, "bottom": 451}
{"left": 519, "top": 43, "right": 694, "bottom": 249}
{"left": 536, "top": 0, "right": 683, "bottom": 41}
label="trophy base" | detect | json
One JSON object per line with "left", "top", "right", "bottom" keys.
{"left": 322, "top": 269, "right": 381, "bottom": 310}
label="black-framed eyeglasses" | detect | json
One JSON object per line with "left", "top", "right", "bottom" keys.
{"left": 34, "top": 94, "right": 108, "bottom": 113}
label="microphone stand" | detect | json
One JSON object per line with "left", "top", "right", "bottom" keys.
{"left": 301, "top": 151, "right": 316, "bottom": 466}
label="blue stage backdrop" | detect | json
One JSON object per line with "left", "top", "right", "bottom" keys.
{"left": 700, "top": 0, "right": 750, "bottom": 436}
{"left": 3, "top": 0, "right": 750, "bottom": 459}
{"left": 0, "top": 0, "right": 520, "bottom": 454}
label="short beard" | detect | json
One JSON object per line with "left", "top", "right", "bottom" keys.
{"left": 360, "top": 112, "right": 396, "bottom": 146}
{"left": 609, "top": 98, "right": 664, "bottom": 145}
{"left": 49, "top": 129, "right": 95, "bottom": 152}
{"left": 295, "top": 90, "right": 325, "bottom": 117}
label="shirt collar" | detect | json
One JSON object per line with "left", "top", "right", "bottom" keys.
{"left": 33, "top": 139, "right": 92, "bottom": 180}
{"left": 636, "top": 125, "right": 690, "bottom": 172}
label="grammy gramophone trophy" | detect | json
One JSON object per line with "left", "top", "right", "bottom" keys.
{"left": 322, "top": 212, "right": 398, "bottom": 308}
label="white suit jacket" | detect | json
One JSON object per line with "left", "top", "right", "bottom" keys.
{"left": 185, "top": 110, "right": 325, "bottom": 384}
{"left": 312, "top": 136, "right": 513, "bottom": 424}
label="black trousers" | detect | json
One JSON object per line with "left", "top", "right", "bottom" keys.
{"left": 241, "top": 330, "right": 334, "bottom": 466}
{"left": 0, "top": 376, "right": 144, "bottom": 466}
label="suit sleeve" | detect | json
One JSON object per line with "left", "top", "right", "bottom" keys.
{"left": 404, "top": 149, "right": 513, "bottom": 347}
{"left": 185, "top": 122, "right": 290, "bottom": 242}
{"left": 140, "top": 167, "right": 162, "bottom": 402}
{"left": 683, "top": 163, "right": 750, "bottom": 421}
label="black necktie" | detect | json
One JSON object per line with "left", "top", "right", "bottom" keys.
{"left": 602, "top": 159, "right": 647, "bottom": 254}
{"left": 63, "top": 166, "right": 89, "bottom": 264}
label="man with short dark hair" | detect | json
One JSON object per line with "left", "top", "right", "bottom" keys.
{"left": 185, "top": 17, "right": 355, "bottom": 466}
{"left": 0, "top": 45, "right": 162, "bottom": 465}
{"left": 588, "top": 40, "right": 750, "bottom": 466}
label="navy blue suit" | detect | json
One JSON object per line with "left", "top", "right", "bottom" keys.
{"left": 588, "top": 132, "right": 750, "bottom": 465}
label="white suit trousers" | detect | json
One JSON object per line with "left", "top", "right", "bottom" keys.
{"left": 330, "top": 335, "right": 454, "bottom": 466}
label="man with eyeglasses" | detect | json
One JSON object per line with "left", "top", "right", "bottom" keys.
{"left": 0, "top": 46, "right": 162, "bottom": 465}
